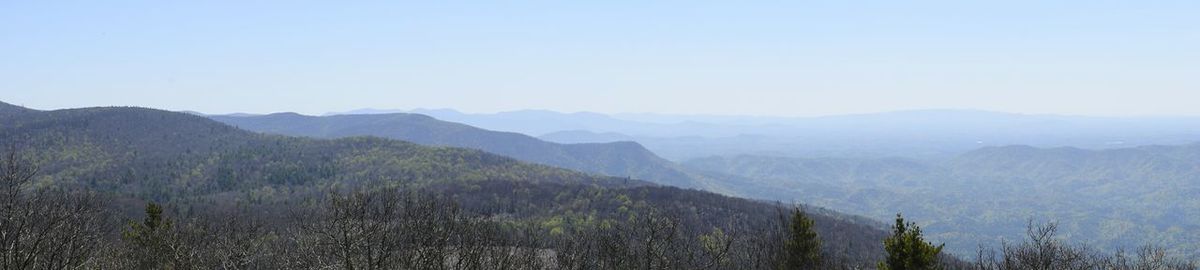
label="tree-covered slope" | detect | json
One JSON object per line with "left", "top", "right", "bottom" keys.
{"left": 209, "top": 112, "right": 711, "bottom": 189}
{"left": 684, "top": 147, "right": 1200, "bottom": 257}
{"left": 0, "top": 105, "right": 639, "bottom": 201}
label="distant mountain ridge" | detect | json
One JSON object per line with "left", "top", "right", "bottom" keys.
{"left": 360, "top": 108, "right": 1200, "bottom": 161}
{"left": 209, "top": 112, "right": 718, "bottom": 190}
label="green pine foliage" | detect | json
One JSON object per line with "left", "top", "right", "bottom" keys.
{"left": 781, "top": 208, "right": 822, "bottom": 270}
{"left": 122, "top": 203, "right": 175, "bottom": 269}
{"left": 879, "top": 214, "right": 944, "bottom": 270}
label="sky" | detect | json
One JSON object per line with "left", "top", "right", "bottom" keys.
{"left": 2, "top": 1, "right": 1198, "bottom": 116}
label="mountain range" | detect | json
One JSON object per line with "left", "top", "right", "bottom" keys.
{"left": 348, "top": 108, "right": 1200, "bottom": 161}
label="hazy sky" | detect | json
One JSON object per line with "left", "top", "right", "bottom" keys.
{"left": 2, "top": 1, "right": 1197, "bottom": 116}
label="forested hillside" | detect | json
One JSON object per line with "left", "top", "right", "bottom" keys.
{"left": 0, "top": 106, "right": 641, "bottom": 202}
{"left": 684, "top": 147, "right": 1200, "bottom": 257}
{"left": 209, "top": 113, "right": 719, "bottom": 190}
{"left": 0, "top": 102, "right": 895, "bottom": 268}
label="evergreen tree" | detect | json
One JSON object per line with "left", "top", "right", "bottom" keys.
{"left": 780, "top": 208, "right": 822, "bottom": 270}
{"left": 123, "top": 202, "right": 174, "bottom": 270}
{"left": 878, "top": 214, "right": 943, "bottom": 270}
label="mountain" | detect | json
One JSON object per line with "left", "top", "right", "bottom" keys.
{"left": 0, "top": 103, "right": 894, "bottom": 266}
{"left": 0, "top": 106, "right": 646, "bottom": 202}
{"left": 208, "top": 113, "right": 718, "bottom": 190}
{"left": 683, "top": 146, "right": 1200, "bottom": 257}
{"left": 402, "top": 109, "right": 1200, "bottom": 161}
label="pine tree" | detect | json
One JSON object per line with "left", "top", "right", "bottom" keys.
{"left": 123, "top": 202, "right": 174, "bottom": 270}
{"left": 878, "top": 213, "right": 943, "bottom": 270}
{"left": 780, "top": 207, "right": 822, "bottom": 270}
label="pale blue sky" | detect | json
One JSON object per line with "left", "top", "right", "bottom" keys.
{"left": 2, "top": 1, "right": 1197, "bottom": 116}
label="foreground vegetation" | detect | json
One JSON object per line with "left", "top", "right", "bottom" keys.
{"left": 4, "top": 150, "right": 1196, "bottom": 269}
{"left": 1, "top": 146, "right": 889, "bottom": 269}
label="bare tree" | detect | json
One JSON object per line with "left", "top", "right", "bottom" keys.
{"left": 976, "top": 221, "right": 1196, "bottom": 270}
{"left": 289, "top": 188, "right": 551, "bottom": 270}
{"left": 0, "top": 147, "right": 107, "bottom": 270}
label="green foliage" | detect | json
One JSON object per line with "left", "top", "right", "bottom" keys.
{"left": 781, "top": 208, "right": 822, "bottom": 270}
{"left": 879, "top": 214, "right": 943, "bottom": 270}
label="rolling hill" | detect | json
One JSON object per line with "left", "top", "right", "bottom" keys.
{"left": 0, "top": 105, "right": 644, "bottom": 201}
{"left": 208, "top": 112, "right": 723, "bottom": 191}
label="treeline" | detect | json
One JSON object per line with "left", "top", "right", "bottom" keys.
{"left": 3, "top": 177, "right": 858, "bottom": 268}
{"left": 5, "top": 152, "right": 1196, "bottom": 269}
{"left": 974, "top": 222, "right": 1197, "bottom": 270}
{"left": 2, "top": 148, "right": 886, "bottom": 269}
